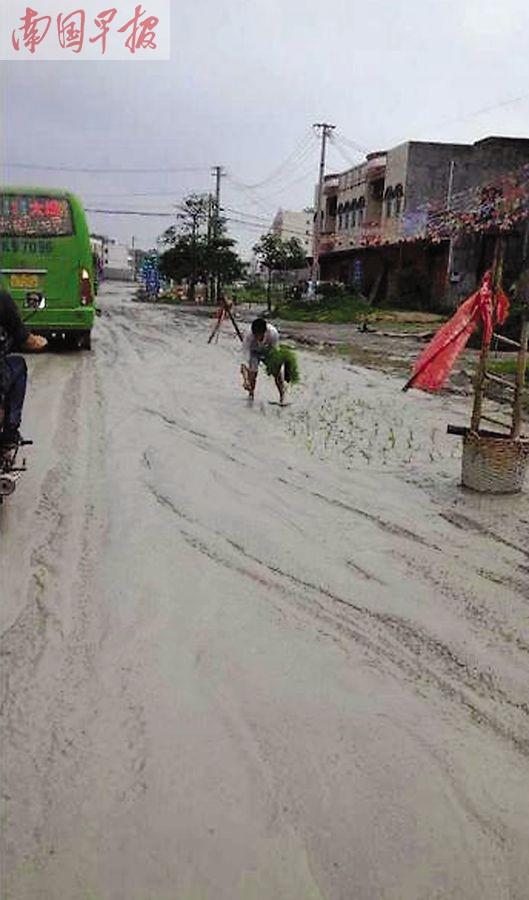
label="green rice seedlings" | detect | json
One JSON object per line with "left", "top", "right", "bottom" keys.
{"left": 265, "top": 346, "right": 300, "bottom": 384}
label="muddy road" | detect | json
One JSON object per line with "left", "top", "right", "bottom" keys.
{"left": 1, "top": 282, "right": 529, "bottom": 900}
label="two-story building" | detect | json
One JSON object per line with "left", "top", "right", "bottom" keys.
{"left": 272, "top": 208, "right": 314, "bottom": 257}
{"left": 318, "top": 136, "right": 529, "bottom": 308}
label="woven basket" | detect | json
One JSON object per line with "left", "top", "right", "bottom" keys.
{"left": 462, "top": 432, "right": 529, "bottom": 493}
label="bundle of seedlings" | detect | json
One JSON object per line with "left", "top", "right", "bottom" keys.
{"left": 265, "top": 345, "right": 300, "bottom": 384}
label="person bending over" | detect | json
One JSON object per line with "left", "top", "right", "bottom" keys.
{"left": 241, "top": 317, "right": 284, "bottom": 404}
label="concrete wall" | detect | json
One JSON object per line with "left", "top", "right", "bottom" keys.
{"left": 273, "top": 209, "right": 313, "bottom": 255}
{"left": 380, "top": 142, "right": 409, "bottom": 242}
{"left": 404, "top": 142, "right": 471, "bottom": 211}
{"left": 467, "top": 137, "right": 529, "bottom": 188}
{"left": 105, "top": 267, "right": 134, "bottom": 282}
{"left": 103, "top": 241, "right": 134, "bottom": 281}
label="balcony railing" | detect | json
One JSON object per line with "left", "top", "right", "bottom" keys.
{"left": 319, "top": 217, "right": 417, "bottom": 254}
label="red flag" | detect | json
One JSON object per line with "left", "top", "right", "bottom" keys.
{"left": 404, "top": 271, "right": 510, "bottom": 392}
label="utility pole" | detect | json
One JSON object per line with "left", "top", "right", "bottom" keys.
{"left": 211, "top": 165, "right": 226, "bottom": 304}
{"left": 310, "top": 122, "right": 335, "bottom": 292}
{"left": 446, "top": 160, "right": 456, "bottom": 283}
{"left": 207, "top": 193, "right": 214, "bottom": 304}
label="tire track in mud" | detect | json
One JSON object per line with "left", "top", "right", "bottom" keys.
{"left": 397, "top": 552, "right": 529, "bottom": 659}
{"left": 144, "top": 477, "right": 529, "bottom": 760}
{"left": 1, "top": 359, "right": 97, "bottom": 885}
{"left": 277, "top": 476, "right": 441, "bottom": 551}
{"left": 142, "top": 408, "right": 249, "bottom": 468}
{"left": 1, "top": 363, "right": 86, "bottom": 686}
{"left": 478, "top": 565, "right": 529, "bottom": 603}
{"left": 441, "top": 509, "right": 529, "bottom": 563}
{"left": 280, "top": 474, "right": 529, "bottom": 660}
{"left": 1, "top": 352, "right": 149, "bottom": 888}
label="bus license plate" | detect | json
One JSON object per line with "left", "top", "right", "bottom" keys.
{"left": 10, "top": 274, "right": 39, "bottom": 290}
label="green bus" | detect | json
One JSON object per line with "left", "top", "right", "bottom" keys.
{"left": 0, "top": 187, "right": 96, "bottom": 349}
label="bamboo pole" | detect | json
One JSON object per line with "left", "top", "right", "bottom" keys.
{"left": 470, "top": 236, "right": 505, "bottom": 433}
{"left": 511, "top": 313, "right": 529, "bottom": 438}
{"left": 510, "top": 262, "right": 529, "bottom": 438}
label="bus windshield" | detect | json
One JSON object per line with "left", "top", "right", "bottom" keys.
{"left": 0, "top": 194, "right": 74, "bottom": 237}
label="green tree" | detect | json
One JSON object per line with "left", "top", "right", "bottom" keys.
{"left": 208, "top": 234, "right": 245, "bottom": 286}
{"left": 160, "top": 194, "right": 209, "bottom": 302}
{"left": 159, "top": 193, "right": 243, "bottom": 303}
{"left": 253, "top": 233, "right": 307, "bottom": 311}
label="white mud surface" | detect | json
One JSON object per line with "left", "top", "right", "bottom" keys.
{"left": 1, "top": 282, "right": 528, "bottom": 900}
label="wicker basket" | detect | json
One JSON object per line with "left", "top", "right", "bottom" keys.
{"left": 462, "top": 432, "right": 529, "bottom": 493}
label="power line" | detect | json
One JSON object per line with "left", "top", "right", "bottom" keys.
{"left": 226, "top": 178, "right": 278, "bottom": 220}
{"left": 5, "top": 162, "right": 209, "bottom": 174}
{"left": 329, "top": 134, "right": 365, "bottom": 168}
{"left": 85, "top": 207, "right": 174, "bottom": 217}
{"left": 333, "top": 131, "right": 369, "bottom": 155}
{"left": 235, "top": 130, "right": 316, "bottom": 190}
{"left": 82, "top": 191, "right": 185, "bottom": 198}
{"left": 227, "top": 160, "right": 316, "bottom": 211}
{"left": 253, "top": 161, "right": 318, "bottom": 196}
{"left": 224, "top": 217, "right": 277, "bottom": 234}
{"left": 422, "top": 92, "right": 529, "bottom": 137}
{"left": 222, "top": 206, "right": 271, "bottom": 224}
{"left": 388, "top": 91, "right": 529, "bottom": 149}
{"left": 225, "top": 216, "right": 310, "bottom": 239}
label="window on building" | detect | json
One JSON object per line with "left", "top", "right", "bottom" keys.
{"left": 337, "top": 203, "right": 343, "bottom": 230}
{"left": 350, "top": 201, "right": 357, "bottom": 228}
{"left": 357, "top": 197, "right": 365, "bottom": 226}
{"left": 344, "top": 202, "right": 350, "bottom": 231}
{"left": 394, "top": 184, "right": 404, "bottom": 216}
{"left": 384, "top": 187, "right": 395, "bottom": 218}
{"left": 372, "top": 178, "right": 385, "bottom": 201}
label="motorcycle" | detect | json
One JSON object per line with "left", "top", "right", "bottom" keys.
{"left": 0, "top": 294, "right": 46, "bottom": 504}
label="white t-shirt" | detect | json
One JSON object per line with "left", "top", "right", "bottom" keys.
{"left": 242, "top": 323, "right": 279, "bottom": 366}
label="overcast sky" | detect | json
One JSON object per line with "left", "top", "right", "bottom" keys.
{"left": 2, "top": 0, "right": 529, "bottom": 256}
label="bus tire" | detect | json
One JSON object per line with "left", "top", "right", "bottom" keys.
{"left": 79, "top": 331, "right": 92, "bottom": 351}
{"left": 64, "top": 332, "right": 80, "bottom": 350}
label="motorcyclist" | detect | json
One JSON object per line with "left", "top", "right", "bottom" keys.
{"left": 0, "top": 288, "right": 47, "bottom": 446}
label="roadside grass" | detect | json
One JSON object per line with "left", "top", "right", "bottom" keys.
{"left": 275, "top": 297, "right": 372, "bottom": 324}
{"left": 322, "top": 343, "right": 412, "bottom": 375}
{"left": 150, "top": 292, "right": 181, "bottom": 304}
{"left": 488, "top": 357, "right": 528, "bottom": 382}
{"left": 230, "top": 285, "right": 282, "bottom": 306}
{"left": 276, "top": 296, "right": 446, "bottom": 328}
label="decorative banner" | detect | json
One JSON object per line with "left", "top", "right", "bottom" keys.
{"left": 339, "top": 161, "right": 529, "bottom": 251}
{"left": 404, "top": 270, "right": 510, "bottom": 393}
{"left": 141, "top": 254, "right": 160, "bottom": 295}
{"left": 352, "top": 258, "right": 363, "bottom": 289}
